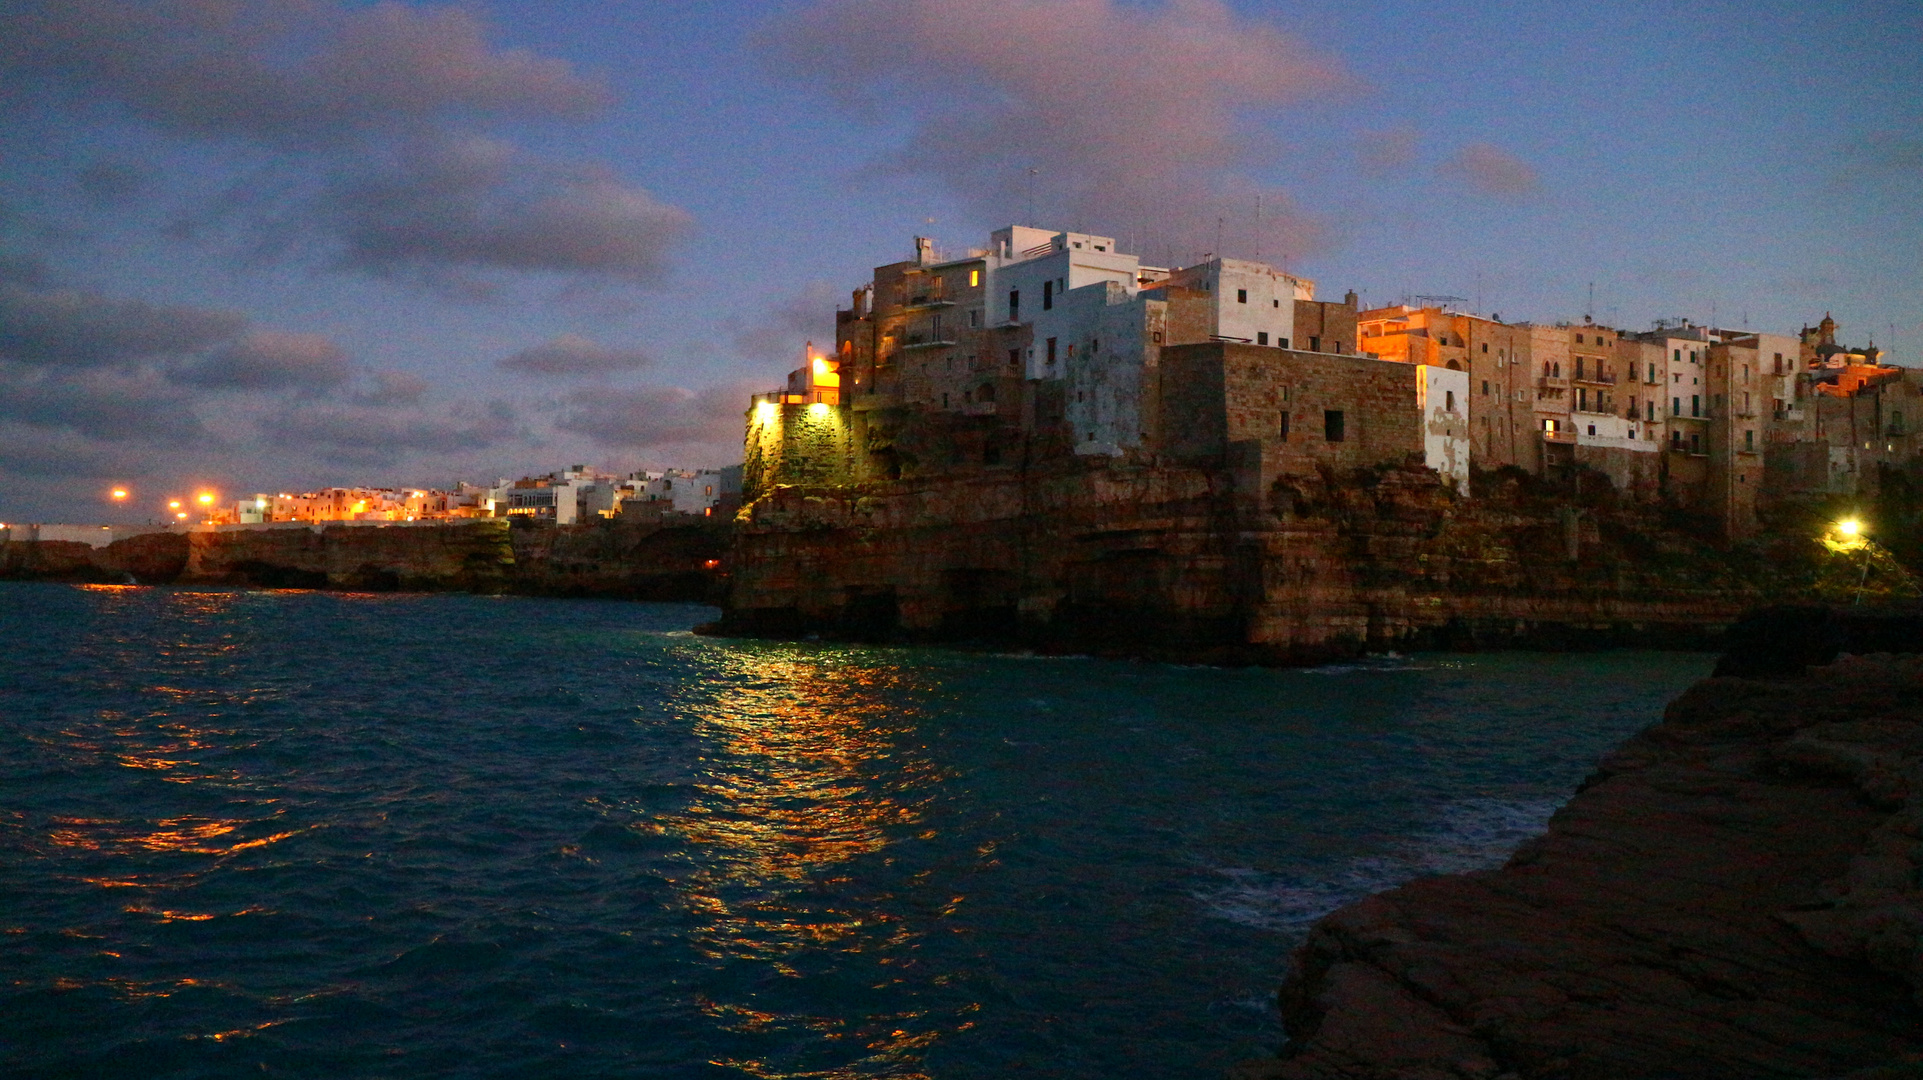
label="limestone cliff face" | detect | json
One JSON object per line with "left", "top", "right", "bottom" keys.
{"left": 1242, "top": 647, "right": 1923, "bottom": 1080}
{"left": 719, "top": 459, "right": 1778, "bottom": 662}
{"left": 180, "top": 521, "right": 515, "bottom": 590}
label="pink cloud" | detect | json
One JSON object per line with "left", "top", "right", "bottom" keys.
{"left": 765, "top": 0, "right": 1346, "bottom": 262}
{"left": 1441, "top": 142, "right": 1542, "bottom": 198}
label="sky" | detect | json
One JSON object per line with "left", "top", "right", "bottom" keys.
{"left": 0, "top": 0, "right": 1917, "bottom": 523}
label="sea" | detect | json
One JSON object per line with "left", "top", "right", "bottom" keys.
{"left": 0, "top": 583, "right": 1712, "bottom": 1078}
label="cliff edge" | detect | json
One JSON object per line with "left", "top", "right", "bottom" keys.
{"left": 1239, "top": 615, "right": 1923, "bottom": 1079}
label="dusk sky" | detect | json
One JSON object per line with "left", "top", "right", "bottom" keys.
{"left": 1, "top": 0, "right": 1917, "bottom": 523}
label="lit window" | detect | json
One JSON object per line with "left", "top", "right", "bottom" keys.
{"left": 969, "top": 269, "right": 980, "bottom": 287}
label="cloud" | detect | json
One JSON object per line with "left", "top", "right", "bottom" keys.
{"left": 1358, "top": 127, "right": 1419, "bottom": 177}
{"left": 168, "top": 330, "right": 351, "bottom": 391}
{"left": 267, "top": 399, "right": 523, "bottom": 467}
{"left": 0, "top": 285, "right": 246, "bottom": 368}
{"left": 2, "top": 0, "right": 687, "bottom": 292}
{"left": 323, "top": 137, "right": 691, "bottom": 286}
{"left": 0, "top": 363, "right": 208, "bottom": 443}
{"left": 1440, "top": 142, "right": 1541, "bottom": 198}
{"left": 556, "top": 382, "right": 755, "bottom": 450}
{"left": 499, "top": 333, "right": 652, "bottom": 377}
{"left": 763, "top": 0, "right": 1344, "bottom": 261}
{"left": 0, "top": 0, "right": 608, "bottom": 148}
{"left": 352, "top": 371, "right": 430, "bottom": 407}
{"left": 75, "top": 160, "right": 149, "bottom": 206}
{"left": 730, "top": 279, "right": 842, "bottom": 361}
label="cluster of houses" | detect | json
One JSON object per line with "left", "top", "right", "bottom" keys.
{"left": 211, "top": 466, "right": 742, "bottom": 527}
{"left": 745, "top": 225, "right": 1916, "bottom": 537}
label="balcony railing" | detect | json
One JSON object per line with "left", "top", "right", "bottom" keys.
{"left": 1542, "top": 429, "right": 1576, "bottom": 444}
{"left": 1572, "top": 372, "right": 1618, "bottom": 385}
{"left": 901, "top": 338, "right": 959, "bottom": 350}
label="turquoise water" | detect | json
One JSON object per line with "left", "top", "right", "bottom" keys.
{"left": 0, "top": 583, "right": 1711, "bottom": 1078}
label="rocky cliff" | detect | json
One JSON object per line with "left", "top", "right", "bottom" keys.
{"left": 0, "top": 519, "right": 727, "bottom": 599}
{"left": 718, "top": 458, "right": 1810, "bottom": 663}
{"left": 1237, "top": 610, "right": 1923, "bottom": 1080}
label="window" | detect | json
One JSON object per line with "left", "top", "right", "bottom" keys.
{"left": 1578, "top": 388, "right": 1588, "bottom": 411}
{"left": 1237, "top": 288, "right": 1248, "bottom": 304}
{"left": 1009, "top": 289, "right": 1020, "bottom": 318}
{"left": 1673, "top": 349, "right": 1681, "bottom": 363}
{"left": 1691, "top": 395, "right": 1700, "bottom": 417}
{"left": 1576, "top": 334, "right": 1584, "bottom": 344}
{"left": 1272, "top": 299, "right": 1280, "bottom": 308}
{"left": 1481, "top": 343, "right": 1488, "bottom": 353}
{"left": 1092, "top": 338, "right": 1100, "bottom": 353}
{"left": 1309, "top": 336, "right": 1321, "bottom": 352}
{"left": 1280, "top": 385, "right": 1292, "bottom": 402}
{"left": 1648, "top": 362, "right": 1656, "bottom": 382}
{"left": 1277, "top": 337, "right": 1289, "bottom": 349}
{"left": 1278, "top": 411, "right": 1290, "bottom": 440}
{"left": 1553, "top": 362, "right": 1561, "bottom": 377}
{"left": 1445, "top": 390, "right": 1455, "bottom": 411}
{"left": 1043, "top": 280, "right": 1053, "bottom": 310}
{"left": 1745, "top": 429, "right": 1754, "bottom": 451}
{"left": 1153, "top": 331, "right": 1164, "bottom": 344}
{"left": 1332, "top": 341, "right": 1342, "bottom": 353}
{"left": 1324, "top": 409, "right": 1345, "bottom": 442}
{"left": 1047, "top": 337, "right": 1057, "bottom": 365}
{"left": 1482, "top": 380, "right": 1490, "bottom": 396}
{"left": 1257, "top": 332, "right": 1268, "bottom": 345}
{"left": 1009, "top": 348, "right": 1021, "bottom": 370}
{"left": 969, "top": 269, "right": 981, "bottom": 287}
{"left": 1673, "top": 397, "right": 1681, "bottom": 416}
{"left": 1646, "top": 401, "right": 1654, "bottom": 422}
{"left": 969, "top": 309, "right": 981, "bottom": 328}
{"left": 1575, "top": 357, "right": 1585, "bottom": 379}
{"left": 1587, "top": 424, "right": 1596, "bottom": 436}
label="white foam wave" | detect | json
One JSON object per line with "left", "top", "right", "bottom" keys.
{"left": 1195, "top": 796, "right": 1562, "bottom": 933}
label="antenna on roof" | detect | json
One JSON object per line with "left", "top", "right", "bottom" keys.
{"left": 1026, "top": 166, "right": 1038, "bottom": 225}
{"left": 1586, "top": 281, "right": 1594, "bottom": 321}
{"left": 1254, "top": 194, "right": 1261, "bottom": 264}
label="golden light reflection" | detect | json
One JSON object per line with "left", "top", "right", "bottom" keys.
{"left": 48, "top": 815, "right": 300, "bottom": 857}
{"left": 656, "top": 648, "right": 975, "bottom": 1078}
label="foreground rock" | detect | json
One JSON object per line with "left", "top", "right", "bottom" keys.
{"left": 1241, "top": 645, "right": 1923, "bottom": 1079}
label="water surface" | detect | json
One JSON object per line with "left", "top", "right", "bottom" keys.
{"left": 0, "top": 583, "right": 1711, "bottom": 1077}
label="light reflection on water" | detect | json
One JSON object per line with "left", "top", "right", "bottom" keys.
{"left": 0, "top": 582, "right": 1712, "bottom": 1078}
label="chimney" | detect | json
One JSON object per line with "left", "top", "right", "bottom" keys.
{"left": 914, "top": 236, "right": 936, "bottom": 265}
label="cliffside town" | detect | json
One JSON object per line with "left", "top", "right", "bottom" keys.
{"left": 723, "top": 226, "right": 1919, "bottom": 655}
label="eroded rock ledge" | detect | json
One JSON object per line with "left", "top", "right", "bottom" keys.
{"left": 1240, "top": 639, "right": 1923, "bottom": 1079}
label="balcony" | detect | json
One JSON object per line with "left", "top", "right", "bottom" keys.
{"left": 1542, "top": 429, "right": 1576, "bottom": 444}
{"left": 752, "top": 389, "right": 840, "bottom": 407}
{"left": 903, "top": 295, "right": 955, "bottom": 310}
{"left": 1572, "top": 372, "right": 1617, "bottom": 385}
{"left": 900, "top": 338, "right": 959, "bottom": 351}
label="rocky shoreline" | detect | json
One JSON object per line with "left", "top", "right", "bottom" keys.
{"left": 0, "top": 518, "right": 729, "bottom": 601}
{"left": 1237, "top": 608, "right": 1923, "bottom": 1079}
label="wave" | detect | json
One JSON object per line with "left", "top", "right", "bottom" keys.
{"left": 1195, "top": 796, "right": 1564, "bottom": 933}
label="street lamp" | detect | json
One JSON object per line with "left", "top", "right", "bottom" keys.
{"left": 110, "top": 487, "right": 128, "bottom": 501}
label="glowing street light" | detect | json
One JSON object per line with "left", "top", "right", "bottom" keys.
{"left": 168, "top": 499, "right": 182, "bottom": 510}
{"left": 197, "top": 492, "right": 215, "bottom": 506}
{"left": 175, "top": 512, "right": 188, "bottom": 520}
{"left": 1837, "top": 518, "right": 1861, "bottom": 537}
{"left": 110, "top": 487, "right": 129, "bottom": 501}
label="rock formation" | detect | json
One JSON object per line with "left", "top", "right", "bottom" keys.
{"left": 1238, "top": 617, "right": 1923, "bottom": 1079}
{"left": 719, "top": 459, "right": 1809, "bottom": 663}
{"left": 0, "top": 519, "right": 727, "bottom": 600}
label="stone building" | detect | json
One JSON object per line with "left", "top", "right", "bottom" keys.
{"left": 744, "top": 227, "right": 1915, "bottom": 541}
{"left": 747, "top": 226, "right": 1385, "bottom": 500}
